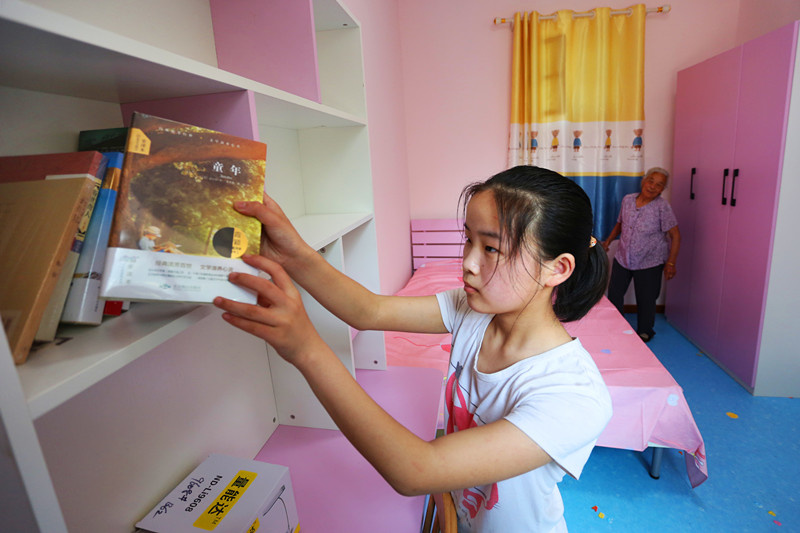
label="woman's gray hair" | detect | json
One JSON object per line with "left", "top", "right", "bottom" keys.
{"left": 644, "top": 166, "right": 670, "bottom": 184}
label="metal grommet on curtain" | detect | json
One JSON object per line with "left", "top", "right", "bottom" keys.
{"left": 569, "top": 10, "right": 596, "bottom": 20}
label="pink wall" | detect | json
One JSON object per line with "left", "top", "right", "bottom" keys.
{"left": 396, "top": 0, "right": 749, "bottom": 222}
{"left": 339, "top": 0, "right": 800, "bottom": 293}
{"left": 736, "top": 0, "right": 800, "bottom": 44}
{"left": 210, "top": 0, "right": 320, "bottom": 102}
{"left": 121, "top": 91, "right": 259, "bottom": 141}
{"left": 340, "top": 0, "right": 412, "bottom": 294}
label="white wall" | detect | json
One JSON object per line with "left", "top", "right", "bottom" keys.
{"left": 756, "top": 36, "right": 800, "bottom": 396}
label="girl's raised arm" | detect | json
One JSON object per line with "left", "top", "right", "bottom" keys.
{"left": 213, "top": 257, "right": 551, "bottom": 496}
{"left": 233, "top": 196, "right": 446, "bottom": 334}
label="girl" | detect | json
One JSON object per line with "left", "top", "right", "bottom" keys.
{"left": 213, "top": 165, "right": 613, "bottom": 532}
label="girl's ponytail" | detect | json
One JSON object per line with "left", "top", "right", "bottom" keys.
{"left": 553, "top": 239, "right": 608, "bottom": 322}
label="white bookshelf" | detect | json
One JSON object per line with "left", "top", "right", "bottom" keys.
{"left": 0, "top": 1, "right": 385, "bottom": 531}
{"left": 293, "top": 212, "right": 373, "bottom": 251}
{"left": 0, "top": 0, "right": 365, "bottom": 128}
{"left": 17, "top": 304, "right": 212, "bottom": 420}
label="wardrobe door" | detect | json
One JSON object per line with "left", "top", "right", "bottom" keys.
{"left": 715, "top": 23, "right": 798, "bottom": 387}
{"left": 684, "top": 47, "right": 741, "bottom": 354}
{"left": 666, "top": 64, "right": 705, "bottom": 335}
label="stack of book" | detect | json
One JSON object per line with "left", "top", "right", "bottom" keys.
{"left": 0, "top": 113, "right": 267, "bottom": 364}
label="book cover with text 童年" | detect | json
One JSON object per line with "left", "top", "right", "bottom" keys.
{"left": 101, "top": 113, "right": 267, "bottom": 304}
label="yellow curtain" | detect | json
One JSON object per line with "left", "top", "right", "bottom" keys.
{"left": 508, "top": 5, "right": 646, "bottom": 236}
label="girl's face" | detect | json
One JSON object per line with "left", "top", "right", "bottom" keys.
{"left": 461, "top": 191, "right": 545, "bottom": 315}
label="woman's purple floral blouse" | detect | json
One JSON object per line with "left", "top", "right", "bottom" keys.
{"left": 614, "top": 193, "right": 677, "bottom": 270}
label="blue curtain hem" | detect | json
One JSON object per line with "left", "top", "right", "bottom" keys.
{"left": 568, "top": 175, "right": 642, "bottom": 240}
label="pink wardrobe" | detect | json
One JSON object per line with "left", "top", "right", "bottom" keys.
{"left": 667, "top": 21, "right": 800, "bottom": 397}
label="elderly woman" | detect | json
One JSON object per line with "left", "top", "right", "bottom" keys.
{"left": 602, "top": 167, "right": 680, "bottom": 343}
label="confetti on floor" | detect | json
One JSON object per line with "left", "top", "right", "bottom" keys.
{"left": 667, "top": 393, "right": 679, "bottom": 406}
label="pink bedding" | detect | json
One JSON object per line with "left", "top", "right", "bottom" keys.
{"left": 385, "top": 259, "right": 707, "bottom": 487}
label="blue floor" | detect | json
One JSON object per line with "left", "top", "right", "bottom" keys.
{"left": 560, "top": 314, "right": 800, "bottom": 532}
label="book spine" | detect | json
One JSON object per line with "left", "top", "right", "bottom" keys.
{"left": 102, "top": 300, "right": 125, "bottom": 316}
{"left": 105, "top": 129, "right": 136, "bottom": 250}
{"left": 34, "top": 161, "right": 107, "bottom": 341}
{"left": 61, "top": 153, "right": 124, "bottom": 325}
{"left": 7, "top": 178, "right": 100, "bottom": 364}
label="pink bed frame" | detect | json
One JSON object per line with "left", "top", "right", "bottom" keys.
{"left": 386, "top": 219, "right": 707, "bottom": 487}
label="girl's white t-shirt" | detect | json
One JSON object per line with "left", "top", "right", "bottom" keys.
{"left": 437, "top": 289, "right": 613, "bottom": 533}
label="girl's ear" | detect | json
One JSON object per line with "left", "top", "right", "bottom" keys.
{"left": 544, "top": 253, "right": 575, "bottom": 287}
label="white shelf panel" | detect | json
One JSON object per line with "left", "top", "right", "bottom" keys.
{"left": 292, "top": 212, "right": 373, "bottom": 251}
{"left": 314, "top": 0, "right": 358, "bottom": 31}
{"left": 251, "top": 92, "right": 364, "bottom": 130}
{"left": 0, "top": 0, "right": 365, "bottom": 129}
{"left": 17, "top": 303, "right": 213, "bottom": 420}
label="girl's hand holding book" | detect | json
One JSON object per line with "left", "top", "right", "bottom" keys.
{"left": 213, "top": 254, "right": 326, "bottom": 368}
{"left": 233, "top": 194, "right": 315, "bottom": 271}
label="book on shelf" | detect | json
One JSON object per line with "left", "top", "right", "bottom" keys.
{"left": 101, "top": 113, "right": 267, "bottom": 304}
{"left": 76, "top": 128, "right": 133, "bottom": 315}
{"left": 0, "top": 178, "right": 100, "bottom": 364}
{"left": 60, "top": 152, "right": 124, "bottom": 325}
{"left": 78, "top": 126, "right": 129, "bottom": 152}
{"left": 135, "top": 453, "right": 299, "bottom": 533}
{"left": 0, "top": 151, "right": 107, "bottom": 341}
{"left": 102, "top": 299, "right": 129, "bottom": 316}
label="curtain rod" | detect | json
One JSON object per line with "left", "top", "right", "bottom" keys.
{"left": 494, "top": 4, "right": 670, "bottom": 25}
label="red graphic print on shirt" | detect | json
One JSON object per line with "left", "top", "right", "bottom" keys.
{"left": 445, "top": 364, "right": 499, "bottom": 517}
{"left": 462, "top": 486, "right": 499, "bottom": 519}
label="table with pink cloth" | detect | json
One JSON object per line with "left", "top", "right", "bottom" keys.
{"left": 385, "top": 259, "right": 707, "bottom": 487}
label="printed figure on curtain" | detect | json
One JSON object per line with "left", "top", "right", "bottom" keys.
{"left": 507, "top": 5, "right": 647, "bottom": 238}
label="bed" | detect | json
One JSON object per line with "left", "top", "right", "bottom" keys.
{"left": 384, "top": 219, "right": 707, "bottom": 488}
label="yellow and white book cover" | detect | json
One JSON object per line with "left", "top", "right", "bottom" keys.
{"left": 101, "top": 112, "right": 266, "bottom": 304}
{"left": 136, "top": 453, "right": 300, "bottom": 533}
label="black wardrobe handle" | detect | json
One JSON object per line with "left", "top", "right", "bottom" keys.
{"left": 721, "top": 168, "right": 729, "bottom": 205}
{"left": 731, "top": 169, "right": 739, "bottom": 207}
{"left": 690, "top": 167, "right": 696, "bottom": 200}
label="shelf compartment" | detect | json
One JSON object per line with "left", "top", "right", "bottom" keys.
{"left": 0, "top": 0, "right": 365, "bottom": 129}
{"left": 17, "top": 303, "right": 213, "bottom": 420}
{"left": 14, "top": 212, "right": 372, "bottom": 421}
{"left": 292, "top": 212, "right": 373, "bottom": 251}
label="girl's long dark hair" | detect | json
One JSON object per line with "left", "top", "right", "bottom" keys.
{"left": 459, "top": 165, "right": 608, "bottom": 322}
